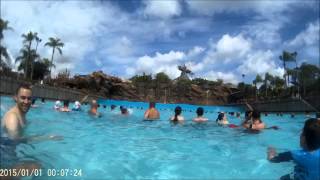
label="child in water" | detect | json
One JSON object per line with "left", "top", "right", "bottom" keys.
{"left": 267, "top": 118, "right": 320, "bottom": 180}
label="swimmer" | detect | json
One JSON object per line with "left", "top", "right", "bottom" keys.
{"left": 216, "top": 112, "right": 229, "bottom": 125}
{"left": 268, "top": 118, "right": 320, "bottom": 180}
{"left": 193, "top": 107, "right": 208, "bottom": 123}
{"left": 54, "top": 100, "right": 62, "bottom": 110}
{"left": 144, "top": 102, "right": 160, "bottom": 120}
{"left": 246, "top": 111, "right": 265, "bottom": 130}
{"left": 170, "top": 106, "right": 184, "bottom": 123}
{"left": 59, "top": 100, "right": 71, "bottom": 112}
{"left": 31, "top": 97, "right": 38, "bottom": 108}
{"left": 120, "top": 106, "right": 129, "bottom": 115}
{"left": 1, "top": 84, "right": 63, "bottom": 141}
{"left": 72, "top": 101, "right": 81, "bottom": 111}
{"left": 111, "top": 104, "right": 116, "bottom": 111}
{"left": 88, "top": 100, "right": 101, "bottom": 117}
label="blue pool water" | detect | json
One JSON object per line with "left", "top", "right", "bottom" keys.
{"left": 0, "top": 96, "right": 315, "bottom": 179}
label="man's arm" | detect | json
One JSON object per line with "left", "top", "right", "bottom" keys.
{"left": 4, "top": 113, "right": 21, "bottom": 140}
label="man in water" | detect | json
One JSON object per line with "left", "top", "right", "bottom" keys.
{"left": 88, "top": 99, "right": 101, "bottom": 117}
{"left": 1, "top": 84, "right": 62, "bottom": 141}
{"left": 2, "top": 84, "right": 33, "bottom": 140}
{"left": 1, "top": 84, "right": 61, "bottom": 177}
{"left": 144, "top": 102, "right": 160, "bottom": 120}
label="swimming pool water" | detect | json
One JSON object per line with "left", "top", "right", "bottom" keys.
{"left": 0, "top": 96, "right": 314, "bottom": 179}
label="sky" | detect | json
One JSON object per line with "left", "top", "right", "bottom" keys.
{"left": 1, "top": 0, "right": 319, "bottom": 84}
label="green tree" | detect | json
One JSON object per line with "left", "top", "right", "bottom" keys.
{"left": 21, "top": 31, "right": 37, "bottom": 79}
{"left": 253, "top": 74, "right": 263, "bottom": 99}
{"left": 30, "top": 34, "right": 42, "bottom": 80}
{"left": 0, "top": 18, "right": 13, "bottom": 68}
{"left": 45, "top": 37, "right": 64, "bottom": 78}
{"left": 16, "top": 47, "right": 39, "bottom": 78}
{"left": 155, "top": 72, "right": 171, "bottom": 83}
{"left": 279, "top": 51, "right": 297, "bottom": 87}
{"left": 298, "top": 63, "right": 320, "bottom": 96}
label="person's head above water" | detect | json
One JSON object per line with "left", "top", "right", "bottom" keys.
{"left": 111, "top": 104, "right": 116, "bottom": 110}
{"left": 216, "top": 112, "right": 224, "bottom": 121}
{"left": 301, "top": 118, "right": 320, "bottom": 151}
{"left": 14, "top": 83, "right": 32, "bottom": 113}
{"left": 196, "top": 107, "right": 204, "bottom": 117}
{"left": 149, "top": 102, "right": 156, "bottom": 108}
{"left": 91, "top": 99, "right": 98, "bottom": 109}
{"left": 120, "top": 106, "right": 128, "bottom": 115}
{"left": 63, "top": 100, "right": 69, "bottom": 107}
{"left": 174, "top": 106, "right": 182, "bottom": 116}
{"left": 252, "top": 111, "right": 261, "bottom": 121}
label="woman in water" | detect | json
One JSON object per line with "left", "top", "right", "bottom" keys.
{"left": 170, "top": 106, "right": 184, "bottom": 123}
{"left": 216, "top": 112, "right": 229, "bottom": 125}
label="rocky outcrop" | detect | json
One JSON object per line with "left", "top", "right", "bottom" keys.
{"left": 51, "top": 71, "right": 237, "bottom": 105}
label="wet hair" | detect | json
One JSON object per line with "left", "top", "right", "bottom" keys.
{"left": 121, "top": 107, "right": 128, "bottom": 114}
{"left": 196, "top": 107, "right": 204, "bottom": 116}
{"left": 303, "top": 118, "right": 320, "bottom": 151}
{"left": 216, "top": 113, "right": 224, "bottom": 122}
{"left": 103, "top": 105, "right": 106, "bottom": 108}
{"left": 149, "top": 102, "right": 156, "bottom": 108}
{"left": 111, "top": 105, "right": 116, "bottom": 110}
{"left": 173, "top": 106, "right": 182, "bottom": 121}
{"left": 252, "top": 111, "right": 260, "bottom": 119}
{"left": 63, "top": 100, "right": 69, "bottom": 107}
{"left": 245, "top": 111, "right": 252, "bottom": 120}
{"left": 16, "top": 83, "right": 31, "bottom": 95}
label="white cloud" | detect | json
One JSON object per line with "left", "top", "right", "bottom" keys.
{"left": 204, "top": 71, "right": 239, "bottom": 84}
{"left": 237, "top": 50, "right": 284, "bottom": 77}
{"left": 203, "top": 34, "right": 251, "bottom": 65}
{"left": 287, "top": 21, "right": 320, "bottom": 47}
{"left": 1, "top": 1, "right": 107, "bottom": 76}
{"left": 186, "top": 1, "right": 293, "bottom": 17}
{"left": 128, "top": 50, "right": 185, "bottom": 78}
{"left": 143, "top": 0, "right": 181, "bottom": 18}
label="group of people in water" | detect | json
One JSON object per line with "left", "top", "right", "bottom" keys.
{"left": 1, "top": 84, "right": 319, "bottom": 180}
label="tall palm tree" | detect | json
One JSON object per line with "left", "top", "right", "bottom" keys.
{"left": 21, "top": 31, "right": 37, "bottom": 79}
{"left": 30, "top": 34, "right": 42, "bottom": 80}
{"left": 0, "top": 18, "right": 13, "bottom": 68}
{"left": 0, "top": 18, "right": 13, "bottom": 39}
{"left": 45, "top": 37, "right": 64, "bottom": 78}
{"left": 16, "top": 48, "right": 39, "bottom": 77}
{"left": 253, "top": 74, "right": 262, "bottom": 100}
{"left": 279, "top": 51, "right": 297, "bottom": 87}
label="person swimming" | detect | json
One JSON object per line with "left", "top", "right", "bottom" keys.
{"left": 247, "top": 111, "right": 265, "bottom": 130}
{"left": 170, "top": 106, "right": 184, "bottom": 123}
{"left": 268, "top": 118, "right": 320, "bottom": 180}
{"left": 59, "top": 100, "right": 71, "bottom": 112}
{"left": 120, "top": 106, "right": 129, "bottom": 115}
{"left": 72, "top": 101, "right": 81, "bottom": 111}
{"left": 88, "top": 100, "right": 101, "bottom": 117}
{"left": 54, "top": 100, "right": 62, "bottom": 110}
{"left": 193, "top": 107, "right": 208, "bottom": 123}
{"left": 111, "top": 105, "right": 116, "bottom": 111}
{"left": 216, "top": 112, "right": 229, "bottom": 125}
{"left": 144, "top": 102, "right": 160, "bottom": 120}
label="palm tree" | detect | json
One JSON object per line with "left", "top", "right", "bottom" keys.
{"left": 16, "top": 47, "right": 39, "bottom": 77}
{"left": 45, "top": 37, "right": 64, "bottom": 78}
{"left": 253, "top": 74, "right": 262, "bottom": 100}
{"left": 21, "top": 31, "right": 37, "bottom": 79}
{"left": 279, "top": 51, "right": 297, "bottom": 87}
{"left": 0, "top": 18, "right": 13, "bottom": 39}
{"left": 30, "top": 34, "right": 42, "bottom": 80}
{"left": 0, "top": 18, "right": 13, "bottom": 68}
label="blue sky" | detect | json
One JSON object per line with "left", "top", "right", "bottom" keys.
{"left": 1, "top": 0, "right": 319, "bottom": 84}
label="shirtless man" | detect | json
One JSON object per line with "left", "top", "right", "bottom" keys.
{"left": 88, "top": 99, "right": 101, "bottom": 117}
{"left": 1, "top": 84, "right": 62, "bottom": 141}
{"left": 144, "top": 102, "right": 160, "bottom": 120}
{"left": 2, "top": 84, "right": 33, "bottom": 140}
